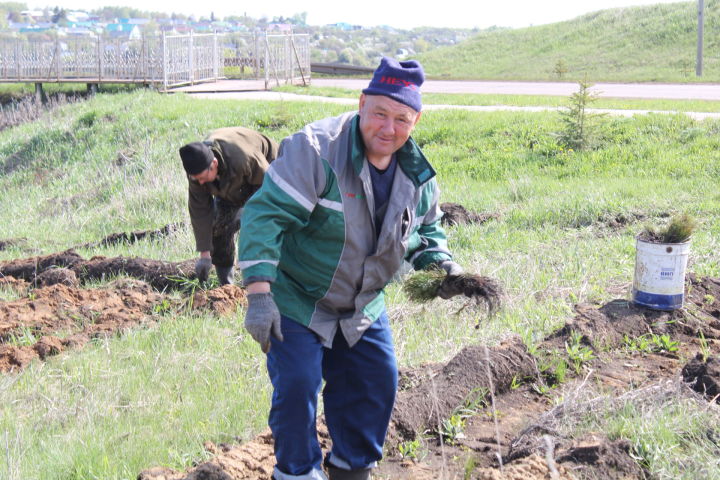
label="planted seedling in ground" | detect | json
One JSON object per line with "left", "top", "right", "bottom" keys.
{"left": 565, "top": 331, "right": 595, "bottom": 374}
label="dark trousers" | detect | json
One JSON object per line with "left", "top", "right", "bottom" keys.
{"left": 266, "top": 313, "right": 398, "bottom": 478}
{"left": 211, "top": 197, "right": 241, "bottom": 268}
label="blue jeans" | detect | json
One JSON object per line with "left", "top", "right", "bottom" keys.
{"left": 266, "top": 312, "right": 398, "bottom": 478}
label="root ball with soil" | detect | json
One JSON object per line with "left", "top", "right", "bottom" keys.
{"left": 403, "top": 269, "right": 503, "bottom": 317}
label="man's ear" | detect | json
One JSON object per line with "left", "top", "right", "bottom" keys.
{"left": 413, "top": 111, "right": 422, "bottom": 127}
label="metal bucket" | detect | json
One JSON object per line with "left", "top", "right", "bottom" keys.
{"left": 632, "top": 237, "right": 690, "bottom": 310}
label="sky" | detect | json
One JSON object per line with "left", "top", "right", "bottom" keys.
{"left": 29, "top": 0, "right": 691, "bottom": 29}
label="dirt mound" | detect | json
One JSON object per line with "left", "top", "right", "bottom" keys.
{"left": 391, "top": 336, "right": 537, "bottom": 441}
{"left": 36, "top": 267, "right": 79, "bottom": 287}
{"left": 193, "top": 285, "right": 247, "bottom": 315}
{"left": 0, "top": 250, "right": 196, "bottom": 291}
{"left": 687, "top": 273, "right": 720, "bottom": 320}
{"left": 0, "top": 280, "right": 162, "bottom": 372}
{"left": 0, "top": 278, "right": 248, "bottom": 373}
{"left": 139, "top": 427, "right": 332, "bottom": 480}
{"left": 554, "top": 434, "right": 645, "bottom": 480}
{"left": 72, "top": 255, "right": 195, "bottom": 291}
{"left": 682, "top": 354, "right": 720, "bottom": 401}
{"left": 0, "top": 276, "right": 29, "bottom": 293}
{"left": 0, "top": 249, "right": 84, "bottom": 280}
{"left": 440, "top": 202, "right": 499, "bottom": 227}
{"left": 475, "top": 453, "right": 574, "bottom": 480}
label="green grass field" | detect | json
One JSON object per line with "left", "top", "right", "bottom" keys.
{"left": 418, "top": 1, "right": 720, "bottom": 82}
{"left": 1, "top": 90, "right": 719, "bottom": 479}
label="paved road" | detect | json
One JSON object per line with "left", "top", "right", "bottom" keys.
{"left": 312, "top": 79, "right": 720, "bottom": 101}
{"left": 184, "top": 90, "right": 720, "bottom": 121}
{"left": 173, "top": 79, "right": 720, "bottom": 101}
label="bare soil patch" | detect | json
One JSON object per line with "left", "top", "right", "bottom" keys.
{"left": 440, "top": 202, "right": 499, "bottom": 227}
{"left": 137, "top": 274, "right": 720, "bottom": 480}
{"left": 0, "top": 248, "right": 248, "bottom": 372}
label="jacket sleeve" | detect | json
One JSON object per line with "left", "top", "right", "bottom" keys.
{"left": 238, "top": 131, "right": 328, "bottom": 284}
{"left": 406, "top": 179, "right": 452, "bottom": 270}
{"left": 188, "top": 180, "right": 213, "bottom": 252}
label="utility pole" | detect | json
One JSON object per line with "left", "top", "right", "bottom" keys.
{"left": 697, "top": 0, "right": 704, "bottom": 77}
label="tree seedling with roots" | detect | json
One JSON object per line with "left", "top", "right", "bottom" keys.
{"left": 402, "top": 268, "right": 503, "bottom": 325}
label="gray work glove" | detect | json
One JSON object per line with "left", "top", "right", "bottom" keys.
{"left": 437, "top": 260, "right": 464, "bottom": 300}
{"left": 439, "top": 260, "right": 464, "bottom": 277}
{"left": 195, "top": 257, "right": 212, "bottom": 282}
{"left": 244, "top": 292, "right": 284, "bottom": 353}
{"left": 216, "top": 266, "right": 234, "bottom": 286}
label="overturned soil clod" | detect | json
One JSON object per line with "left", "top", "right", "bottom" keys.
{"left": 682, "top": 354, "right": 720, "bottom": 401}
{"left": 192, "top": 285, "right": 248, "bottom": 314}
{"left": 71, "top": 255, "right": 195, "bottom": 291}
{"left": 440, "top": 202, "right": 499, "bottom": 227}
{"left": 438, "top": 273, "right": 504, "bottom": 316}
{"left": 0, "top": 250, "right": 197, "bottom": 291}
{"left": 0, "top": 249, "right": 85, "bottom": 281}
{"left": 36, "top": 267, "right": 79, "bottom": 288}
{"left": 391, "top": 336, "right": 537, "bottom": 441}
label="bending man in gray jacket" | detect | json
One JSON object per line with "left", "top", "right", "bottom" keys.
{"left": 239, "top": 58, "right": 462, "bottom": 480}
{"left": 179, "top": 127, "right": 278, "bottom": 285}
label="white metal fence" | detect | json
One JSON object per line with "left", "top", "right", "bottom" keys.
{"left": 0, "top": 32, "right": 310, "bottom": 90}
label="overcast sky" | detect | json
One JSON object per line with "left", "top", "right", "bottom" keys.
{"left": 30, "top": 0, "right": 692, "bottom": 29}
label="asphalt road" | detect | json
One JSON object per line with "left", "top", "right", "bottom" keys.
{"left": 311, "top": 79, "right": 720, "bottom": 101}
{"left": 174, "top": 79, "right": 720, "bottom": 120}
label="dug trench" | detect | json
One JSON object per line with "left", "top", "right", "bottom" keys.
{"left": 137, "top": 274, "right": 720, "bottom": 480}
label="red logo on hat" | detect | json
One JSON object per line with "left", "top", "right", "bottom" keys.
{"left": 379, "top": 76, "right": 417, "bottom": 90}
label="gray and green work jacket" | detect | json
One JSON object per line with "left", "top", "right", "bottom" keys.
{"left": 188, "top": 127, "right": 279, "bottom": 252}
{"left": 239, "top": 112, "right": 451, "bottom": 347}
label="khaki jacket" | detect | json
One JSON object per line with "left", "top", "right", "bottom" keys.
{"left": 188, "top": 127, "right": 279, "bottom": 252}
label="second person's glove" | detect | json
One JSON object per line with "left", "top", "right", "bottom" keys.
{"left": 195, "top": 257, "right": 212, "bottom": 282}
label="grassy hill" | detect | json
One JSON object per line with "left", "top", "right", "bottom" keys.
{"left": 418, "top": 0, "right": 720, "bottom": 82}
{"left": 1, "top": 91, "right": 720, "bottom": 478}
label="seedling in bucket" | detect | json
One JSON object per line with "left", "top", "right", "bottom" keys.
{"left": 633, "top": 214, "right": 695, "bottom": 311}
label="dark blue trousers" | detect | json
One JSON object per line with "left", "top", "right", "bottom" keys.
{"left": 266, "top": 312, "right": 398, "bottom": 478}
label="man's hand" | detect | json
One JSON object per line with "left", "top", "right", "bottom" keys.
{"left": 244, "top": 292, "right": 283, "bottom": 353}
{"left": 195, "top": 257, "right": 212, "bottom": 282}
{"left": 437, "top": 260, "right": 464, "bottom": 299}
{"left": 439, "top": 260, "right": 464, "bottom": 277}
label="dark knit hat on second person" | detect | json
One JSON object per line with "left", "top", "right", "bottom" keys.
{"left": 362, "top": 57, "right": 425, "bottom": 112}
{"left": 179, "top": 142, "right": 213, "bottom": 175}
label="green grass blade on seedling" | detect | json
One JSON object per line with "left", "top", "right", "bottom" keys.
{"left": 640, "top": 213, "right": 696, "bottom": 244}
{"left": 403, "top": 269, "right": 445, "bottom": 302}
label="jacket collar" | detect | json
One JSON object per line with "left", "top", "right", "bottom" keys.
{"left": 349, "top": 114, "right": 435, "bottom": 187}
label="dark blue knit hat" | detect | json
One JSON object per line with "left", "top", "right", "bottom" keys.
{"left": 362, "top": 57, "right": 424, "bottom": 112}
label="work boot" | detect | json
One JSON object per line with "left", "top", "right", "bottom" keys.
{"left": 216, "top": 266, "right": 234, "bottom": 285}
{"left": 326, "top": 464, "right": 371, "bottom": 480}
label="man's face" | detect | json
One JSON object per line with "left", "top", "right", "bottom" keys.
{"left": 190, "top": 158, "right": 218, "bottom": 185}
{"left": 358, "top": 94, "right": 421, "bottom": 164}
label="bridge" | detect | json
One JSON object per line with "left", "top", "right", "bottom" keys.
{"left": 0, "top": 32, "right": 310, "bottom": 96}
